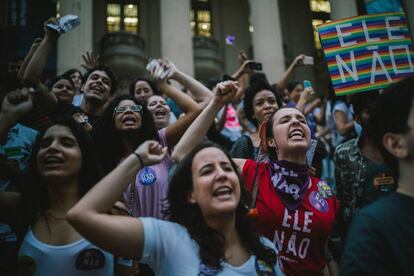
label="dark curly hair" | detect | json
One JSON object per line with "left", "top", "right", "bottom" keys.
{"left": 92, "top": 95, "right": 159, "bottom": 173}
{"left": 83, "top": 65, "right": 118, "bottom": 94}
{"left": 371, "top": 76, "right": 414, "bottom": 179}
{"left": 244, "top": 79, "right": 283, "bottom": 127}
{"left": 22, "top": 117, "right": 103, "bottom": 230}
{"left": 166, "top": 141, "right": 276, "bottom": 272}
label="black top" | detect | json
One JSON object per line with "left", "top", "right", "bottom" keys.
{"left": 340, "top": 192, "right": 414, "bottom": 276}
{"left": 231, "top": 134, "right": 258, "bottom": 159}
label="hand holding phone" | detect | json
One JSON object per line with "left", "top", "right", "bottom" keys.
{"left": 303, "top": 56, "right": 314, "bottom": 65}
{"left": 303, "top": 80, "right": 312, "bottom": 89}
{"left": 146, "top": 59, "right": 171, "bottom": 80}
{"left": 247, "top": 62, "right": 262, "bottom": 71}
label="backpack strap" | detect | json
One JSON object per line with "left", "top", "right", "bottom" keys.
{"left": 250, "top": 161, "right": 260, "bottom": 208}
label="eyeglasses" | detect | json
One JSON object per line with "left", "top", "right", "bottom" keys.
{"left": 113, "top": 104, "right": 143, "bottom": 117}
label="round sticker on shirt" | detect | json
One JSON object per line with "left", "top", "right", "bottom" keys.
{"left": 138, "top": 167, "right": 157, "bottom": 186}
{"left": 255, "top": 257, "right": 276, "bottom": 275}
{"left": 309, "top": 191, "right": 329, "bottom": 213}
{"left": 18, "top": 255, "right": 37, "bottom": 275}
{"left": 75, "top": 248, "right": 106, "bottom": 270}
{"left": 199, "top": 262, "right": 219, "bottom": 276}
{"left": 317, "top": 181, "right": 332, "bottom": 199}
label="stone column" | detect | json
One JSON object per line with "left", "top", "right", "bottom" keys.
{"left": 57, "top": 0, "right": 93, "bottom": 74}
{"left": 159, "top": 0, "right": 194, "bottom": 77}
{"left": 329, "top": 0, "right": 358, "bottom": 20}
{"left": 249, "top": 0, "right": 285, "bottom": 83}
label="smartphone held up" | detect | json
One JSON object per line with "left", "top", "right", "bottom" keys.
{"left": 146, "top": 59, "right": 171, "bottom": 80}
{"left": 303, "top": 56, "right": 314, "bottom": 65}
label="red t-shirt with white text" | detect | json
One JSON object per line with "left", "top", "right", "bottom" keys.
{"left": 242, "top": 160, "right": 338, "bottom": 276}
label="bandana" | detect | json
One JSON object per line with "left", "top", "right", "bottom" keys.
{"left": 268, "top": 159, "right": 310, "bottom": 211}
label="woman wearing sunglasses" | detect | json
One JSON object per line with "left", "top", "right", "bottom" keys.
{"left": 92, "top": 66, "right": 210, "bottom": 220}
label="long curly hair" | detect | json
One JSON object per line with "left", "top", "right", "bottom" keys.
{"left": 166, "top": 141, "right": 276, "bottom": 271}
{"left": 92, "top": 95, "right": 159, "bottom": 173}
{"left": 21, "top": 117, "right": 103, "bottom": 231}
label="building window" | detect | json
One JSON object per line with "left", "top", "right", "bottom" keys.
{"left": 7, "top": 0, "right": 27, "bottom": 27}
{"left": 191, "top": 0, "right": 212, "bottom": 37}
{"left": 310, "top": 0, "right": 331, "bottom": 13}
{"left": 310, "top": 0, "right": 331, "bottom": 50}
{"left": 56, "top": 0, "right": 60, "bottom": 18}
{"left": 106, "top": 1, "right": 139, "bottom": 33}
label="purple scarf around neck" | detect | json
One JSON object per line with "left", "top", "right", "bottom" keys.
{"left": 268, "top": 159, "right": 310, "bottom": 211}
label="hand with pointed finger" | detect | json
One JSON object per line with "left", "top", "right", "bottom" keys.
{"left": 135, "top": 141, "right": 168, "bottom": 167}
{"left": 213, "top": 81, "right": 239, "bottom": 106}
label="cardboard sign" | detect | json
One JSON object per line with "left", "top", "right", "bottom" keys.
{"left": 317, "top": 12, "right": 414, "bottom": 95}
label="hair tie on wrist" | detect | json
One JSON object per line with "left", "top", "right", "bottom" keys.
{"left": 133, "top": 152, "right": 144, "bottom": 167}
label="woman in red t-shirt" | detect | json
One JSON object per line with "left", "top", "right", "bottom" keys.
{"left": 172, "top": 82, "right": 338, "bottom": 276}
{"left": 240, "top": 107, "right": 338, "bottom": 275}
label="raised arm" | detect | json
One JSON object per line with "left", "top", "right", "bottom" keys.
{"left": 17, "top": 38, "right": 42, "bottom": 82}
{"left": 0, "top": 88, "right": 34, "bottom": 141}
{"left": 22, "top": 18, "right": 59, "bottom": 87}
{"left": 215, "top": 104, "right": 228, "bottom": 132}
{"left": 231, "top": 50, "right": 253, "bottom": 104}
{"left": 295, "top": 86, "right": 314, "bottom": 115}
{"left": 21, "top": 18, "right": 59, "bottom": 111}
{"left": 276, "top": 54, "right": 305, "bottom": 92}
{"left": 168, "top": 61, "right": 213, "bottom": 103}
{"left": 171, "top": 81, "right": 238, "bottom": 162}
{"left": 149, "top": 59, "right": 202, "bottom": 147}
{"left": 0, "top": 88, "right": 33, "bottom": 224}
{"left": 67, "top": 141, "right": 167, "bottom": 259}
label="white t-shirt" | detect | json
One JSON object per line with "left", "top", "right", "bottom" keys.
{"left": 140, "top": 217, "right": 284, "bottom": 275}
{"left": 18, "top": 229, "right": 114, "bottom": 275}
{"left": 332, "top": 101, "right": 354, "bottom": 147}
{"left": 72, "top": 93, "right": 84, "bottom": 107}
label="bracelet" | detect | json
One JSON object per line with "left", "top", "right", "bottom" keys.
{"left": 133, "top": 152, "right": 144, "bottom": 167}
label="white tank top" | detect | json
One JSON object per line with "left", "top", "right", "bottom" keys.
{"left": 18, "top": 229, "right": 114, "bottom": 275}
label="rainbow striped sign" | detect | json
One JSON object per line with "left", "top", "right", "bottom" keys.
{"left": 317, "top": 12, "right": 414, "bottom": 95}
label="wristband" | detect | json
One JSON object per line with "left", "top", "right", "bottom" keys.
{"left": 133, "top": 152, "right": 144, "bottom": 167}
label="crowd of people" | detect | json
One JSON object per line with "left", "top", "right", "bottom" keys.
{"left": 1, "top": 17, "right": 413, "bottom": 276}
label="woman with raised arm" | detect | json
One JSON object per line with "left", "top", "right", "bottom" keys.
{"left": 67, "top": 135, "right": 283, "bottom": 275}
{"left": 92, "top": 59, "right": 208, "bottom": 219}
{"left": 172, "top": 82, "right": 338, "bottom": 276}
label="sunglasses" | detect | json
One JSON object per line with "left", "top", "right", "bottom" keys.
{"left": 113, "top": 104, "right": 143, "bottom": 117}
